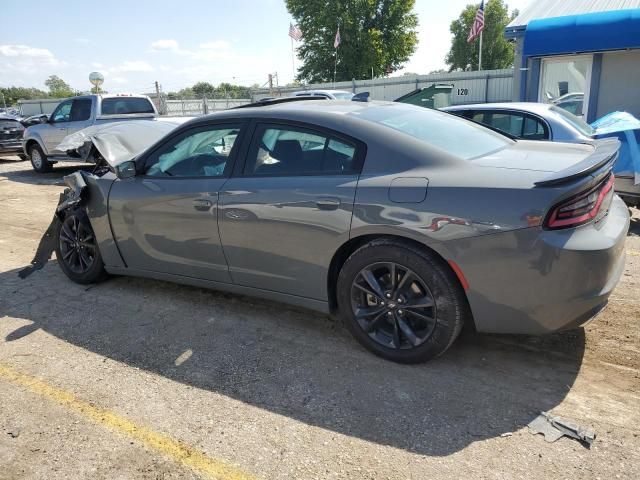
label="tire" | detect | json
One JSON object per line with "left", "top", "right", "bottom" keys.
{"left": 29, "top": 143, "right": 52, "bottom": 173}
{"left": 54, "top": 210, "right": 107, "bottom": 285}
{"left": 18, "top": 153, "right": 27, "bottom": 161}
{"left": 336, "top": 239, "right": 468, "bottom": 363}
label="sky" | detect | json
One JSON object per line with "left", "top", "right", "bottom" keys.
{"left": 0, "top": 0, "right": 530, "bottom": 94}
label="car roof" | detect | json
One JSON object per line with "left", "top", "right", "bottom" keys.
{"left": 443, "top": 102, "right": 554, "bottom": 115}
{"left": 293, "top": 89, "right": 352, "bottom": 96}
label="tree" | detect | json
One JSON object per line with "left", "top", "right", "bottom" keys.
{"left": 191, "top": 82, "right": 216, "bottom": 98}
{"left": 286, "top": 0, "right": 419, "bottom": 83}
{"left": 0, "top": 86, "right": 49, "bottom": 106}
{"left": 445, "top": 0, "right": 518, "bottom": 72}
{"left": 44, "top": 75, "right": 74, "bottom": 98}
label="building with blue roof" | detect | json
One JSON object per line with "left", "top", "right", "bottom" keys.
{"left": 505, "top": 0, "right": 640, "bottom": 122}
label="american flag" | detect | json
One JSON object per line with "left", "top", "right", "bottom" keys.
{"left": 289, "top": 23, "right": 303, "bottom": 41}
{"left": 467, "top": 1, "right": 485, "bottom": 43}
{"left": 334, "top": 27, "right": 341, "bottom": 49}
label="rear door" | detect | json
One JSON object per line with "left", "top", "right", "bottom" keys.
{"left": 65, "top": 98, "right": 93, "bottom": 137}
{"left": 108, "top": 121, "right": 245, "bottom": 282}
{"left": 218, "top": 121, "right": 365, "bottom": 300}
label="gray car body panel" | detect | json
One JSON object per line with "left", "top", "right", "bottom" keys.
{"left": 63, "top": 101, "right": 629, "bottom": 335}
{"left": 443, "top": 102, "right": 640, "bottom": 202}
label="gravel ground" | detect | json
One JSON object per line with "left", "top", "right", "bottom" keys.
{"left": 0, "top": 155, "right": 639, "bottom": 479}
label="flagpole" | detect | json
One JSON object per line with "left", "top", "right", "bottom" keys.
{"left": 333, "top": 49, "right": 338, "bottom": 85}
{"left": 478, "top": 30, "right": 483, "bottom": 71}
{"left": 291, "top": 36, "right": 295, "bottom": 80}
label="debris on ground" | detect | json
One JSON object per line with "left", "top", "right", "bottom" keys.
{"left": 528, "top": 411, "right": 596, "bottom": 448}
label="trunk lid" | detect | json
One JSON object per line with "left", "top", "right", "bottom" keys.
{"left": 471, "top": 138, "right": 619, "bottom": 186}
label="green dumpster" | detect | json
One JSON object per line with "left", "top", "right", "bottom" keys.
{"left": 394, "top": 83, "right": 453, "bottom": 109}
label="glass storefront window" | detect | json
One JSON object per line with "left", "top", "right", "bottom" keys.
{"left": 539, "top": 55, "right": 592, "bottom": 117}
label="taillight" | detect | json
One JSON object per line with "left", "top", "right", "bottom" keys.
{"left": 545, "top": 174, "right": 615, "bottom": 229}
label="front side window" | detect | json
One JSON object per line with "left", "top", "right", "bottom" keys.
{"left": 101, "top": 97, "right": 155, "bottom": 115}
{"left": 145, "top": 125, "right": 240, "bottom": 177}
{"left": 51, "top": 100, "right": 73, "bottom": 123}
{"left": 244, "top": 125, "right": 357, "bottom": 176}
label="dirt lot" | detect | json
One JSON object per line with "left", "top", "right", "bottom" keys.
{"left": 0, "top": 155, "right": 639, "bottom": 479}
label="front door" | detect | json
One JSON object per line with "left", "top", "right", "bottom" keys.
{"left": 108, "top": 122, "right": 244, "bottom": 282}
{"left": 218, "top": 122, "right": 364, "bottom": 300}
{"left": 44, "top": 99, "right": 73, "bottom": 152}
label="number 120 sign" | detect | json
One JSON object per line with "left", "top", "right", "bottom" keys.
{"left": 457, "top": 88, "right": 469, "bottom": 96}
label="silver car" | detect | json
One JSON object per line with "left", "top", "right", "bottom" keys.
{"left": 443, "top": 102, "right": 640, "bottom": 207}
{"left": 52, "top": 100, "right": 629, "bottom": 363}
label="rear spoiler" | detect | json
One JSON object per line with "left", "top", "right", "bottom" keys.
{"left": 534, "top": 138, "right": 620, "bottom": 187}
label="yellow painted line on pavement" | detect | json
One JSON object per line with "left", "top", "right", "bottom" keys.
{"left": 628, "top": 249, "right": 640, "bottom": 257}
{"left": 0, "top": 362, "right": 257, "bottom": 480}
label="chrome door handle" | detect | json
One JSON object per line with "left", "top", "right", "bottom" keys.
{"left": 315, "top": 197, "right": 341, "bottom": 210}
{"left": 193, "top": 199, "right": 213, "bottom": 211}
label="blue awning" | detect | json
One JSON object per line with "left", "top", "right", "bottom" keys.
{"left": 523, "top": 9, "right": 640, "bottom": 57}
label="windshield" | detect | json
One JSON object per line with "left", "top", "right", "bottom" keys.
{"left": 354, "top": 105, "right": 512, "bottom": 160}
{"left": 550, "top": 105, "right": 595, "bottom": 137}
{"left": 333, "top": 92, "right": 354, "bottom": 100}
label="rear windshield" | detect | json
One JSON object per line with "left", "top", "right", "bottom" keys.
{"left": 332, "top": 92, "right": 354, "bottom": 100}
{"left": 354, "top": 105, "right": 512, "bottom": 160}
{"left": 101, "top": 97, "right": 155, "bottom": 115}
{"left": 550, "top": 106, "right": 594, "bottom": 137}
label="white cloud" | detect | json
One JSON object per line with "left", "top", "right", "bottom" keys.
{"left": 150, "top": 39, "right": 180, "bottom": 52}
{"left": 110, "top": 60, "right": 155, "bottom": 73}
{"left": 91, "top": 62, "right": 105, "bottom": 69}
{"left": 0, "top": 44, "right": 62, "bottom": 66}
{"left": 111, "top": 76, "right": 128, "bottom": 85}
{"left": 199, "top": 40, "right": 231, "bottom": 50}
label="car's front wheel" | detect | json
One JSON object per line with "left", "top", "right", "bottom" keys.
{"left": 54, "top": 211, "right": 107, "bottom": 284}
{"left": 29, "top": 143, "right": 52, "bottom": 173}
{"left": 337, "top": 239, "right": 468, "bottom": 363}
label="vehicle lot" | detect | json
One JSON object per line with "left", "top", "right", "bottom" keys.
{"left": 0, "top": 155, "right": 639, "bottom": 479}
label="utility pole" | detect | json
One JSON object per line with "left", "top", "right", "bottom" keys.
{"left": 268, "top": 74, "right": 273, "bottom": 96}
{"left": 154, "top": 81, "right": 163, "bottom": 114}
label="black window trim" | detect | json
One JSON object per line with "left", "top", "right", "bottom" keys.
{"left": 135, "top": 119, "right": 248, "bottom": 180}
{"left": 234, "top": 118, "right": 367, "bottom": 178}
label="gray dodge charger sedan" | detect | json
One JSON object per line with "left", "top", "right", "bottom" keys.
{"left": 54, "top": 100, "right": 629, "bottom": 363}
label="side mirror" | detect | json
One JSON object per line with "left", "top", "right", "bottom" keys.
{"left": 115, "top": 160, "right": 137, "bottom": 179}
{"left": 40, "top": 115, "right": 50, "bottom": 124}
{"left": 352, "top": 92, "right": 370, "bottom": 102}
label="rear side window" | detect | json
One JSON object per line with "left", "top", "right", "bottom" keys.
{"left": 101, "top": 97, "right": 154, "bottom": 115}
{"left": 472, "top": 111, "right": 548, "bottom": 140}
{"left": 70, "top": 98, "right": 92, "bottom": 122}
{"left": 357, "top": 105, "right": 511, "bottom": 160}
{"left": 244, "top": 125, "right": 357, "bottom": 176}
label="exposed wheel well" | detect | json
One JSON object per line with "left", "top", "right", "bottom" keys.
{"left": 25, "top": 139, "right": 41, "bottom": 154}
{"left": 327, "top": 234, "right": 473, "bottom": 326}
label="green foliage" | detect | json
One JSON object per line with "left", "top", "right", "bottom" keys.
{"left": 168, "top": 82, "right": 251, "bottom": 99}
{"left": 286, "top": 0, "right": 419, "bottom": 83}
{"left": 445, "top": 0, "right": 517, "bottom": 71}
{"left": 44, "top": 75, "right": 74, "bottom": 98}
{"left": 0, "top": 86, "right": 49, "bottom": 106}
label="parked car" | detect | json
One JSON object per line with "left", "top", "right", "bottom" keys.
{"left": 23, "top": 93, "right": 158, "bottom": 173}
{"left": 443, "top": 102, "right": 640, "bottom": 207}
{"left": 0, "top": 114, "right": 28, "bottom": 160}
{"left": 291, "top": 90, "right": 369, "bottom": 102}
{"left": 52, "top": 99, "right": 628, "bottom": 363}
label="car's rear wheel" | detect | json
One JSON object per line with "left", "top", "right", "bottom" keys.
{"left": 337, "top": 240, "right": 468, "bottom": 363}
{"left": 54, "top": 211, "right": 107, "bottom": 284}
{"left": 29, "top": 143, "right": 52, "bottom": 173}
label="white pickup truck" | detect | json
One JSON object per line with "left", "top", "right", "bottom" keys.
{"left": 23, "top": 94, "right": 158, "bottom": 172}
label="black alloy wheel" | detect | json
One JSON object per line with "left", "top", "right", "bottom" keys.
{"left": 351, "top": 262, "right": 437, "bottom": 350}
